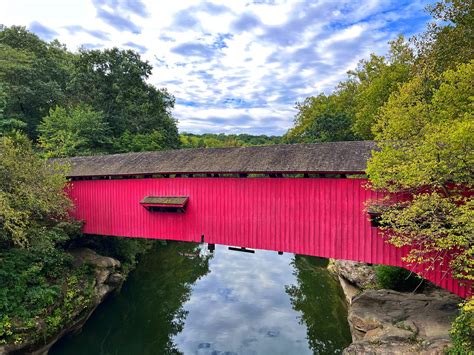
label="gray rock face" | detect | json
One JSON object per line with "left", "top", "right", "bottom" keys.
{"left": 344, "top": 338, "right": 452, "bottom": 355}
{"left": 332, "top": 260, "right": 377, "bottom": 289}
{"left": 70, "top": 248, "right": 123, "bottom": 303}
{"left": 338, "top": 275, "right": 361, "bottom": 305}
{"left": 69, "top": 247, "right": 121, "bottom": 269}
{"left": 344, "top": 289, "right": 461, "bottom": 354}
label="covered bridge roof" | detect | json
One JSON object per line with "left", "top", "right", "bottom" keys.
{"left": 62, "top": 141, "right": 376, "bottom": 177}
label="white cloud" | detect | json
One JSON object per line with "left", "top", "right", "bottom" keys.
{"left": 0, "top": 0, "right": 432, "bottom": 135}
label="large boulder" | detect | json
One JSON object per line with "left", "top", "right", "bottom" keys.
{"left": 332, "top": 260, "right": 377, "bottom": 289}
{"left": 69, "top": 247, "right": 121, "bottom": 269}
{"left": 344, "top": 289, "right": 461, "bottom": 354}
{"left": 70, "top": 248, "right": 123, "bottom": 302}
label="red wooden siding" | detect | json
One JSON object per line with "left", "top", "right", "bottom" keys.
{"left": 68, "top": 178, "right": 470, "bottom": 298}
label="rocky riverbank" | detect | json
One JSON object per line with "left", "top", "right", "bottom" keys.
{"left": 330, "top": 260, "right": 461, "bottom": 354}
{"left": 0, "top": 248, "right": 124, "bottom": 355}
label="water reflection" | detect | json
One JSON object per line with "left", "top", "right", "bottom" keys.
{"left": 173, "top": 245, "right": 312, "bottom": 355}
{"left": 51, "top": 242, "right": 351, "bottom": 355}
{"left": 286, "top": 256, "right": 352, "bottom": 354}
{"left": 51, "top": 242, "right": 211, "bottom": 354}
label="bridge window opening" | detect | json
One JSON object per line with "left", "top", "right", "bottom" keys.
{"left": 367, "top": 210, "right": 382, "bottom": 227}
{"left": 140, "top": 196, "right": 189, "bottom": 213}
{"left": 148, "top": 206, "right": 183, "bottom": 213}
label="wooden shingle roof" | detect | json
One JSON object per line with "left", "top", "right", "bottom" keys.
{"left": 61, "top": 141, "right": 376, "bottom": 177}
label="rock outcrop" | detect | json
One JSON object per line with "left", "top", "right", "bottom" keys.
{"left": 332, "top": 260, "right": 377, "bottom": 289}
{"left": 70, "top": 248, "right": 124, "bottom": 302}
{"left": 343, "top": 289, "right": 461, "bottom": 354}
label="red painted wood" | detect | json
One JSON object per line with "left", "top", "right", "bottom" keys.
{"left": 68, "top": 178, "right": 470, "bottom": 298}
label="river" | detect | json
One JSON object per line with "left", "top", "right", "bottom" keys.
{"left": 50, "top": 241, "right": 351, "bottom": 354}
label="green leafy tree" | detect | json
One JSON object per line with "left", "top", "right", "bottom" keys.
{"left": 0, "top": 26, "right": 180, "bottom": 152}
{"left": 415, "top": 0, "right": 474, "bottom": 75}
{"left": 38, "top": 104, "right": 110, "bottom": 158}
{"left": 69, "top": 48, "right": 180, "bottom": 150}
{"left": 351, "top": 36, "right": 415, "bottom": 139}
{"left": 112, "top": 130, "right": 168, "bottom": 153}
{"left": 0, "top": 133, "right": 75, "bottom": 249}
{"left": 367, "top": 60, "right": 474, "bottom": 282}
{"left": 0, "top": 26, "right": 72, "bottom": 138}
{"left": 0, "top": 83, "right": 27, "bottom": 135}
{"left": 285, "top": 83, "right": 356, "bottom": 143}
{"left": 285, "top": 36, "right": 414, "bottom": 142}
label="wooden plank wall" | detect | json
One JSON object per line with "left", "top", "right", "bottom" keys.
{"left": 68, "top": 178, "right": 470, "bottom": 298}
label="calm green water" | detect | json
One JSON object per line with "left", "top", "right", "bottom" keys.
{"left": 50, "top": 242, "right": 351, "bottom": 355}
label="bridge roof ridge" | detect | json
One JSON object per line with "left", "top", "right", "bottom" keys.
{"left": 57, "top": 141, "right": 376, "bottom": 177}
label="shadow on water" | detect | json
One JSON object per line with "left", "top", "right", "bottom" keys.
{"left": 50, "top": 241, "right": 351, "bottom": 355}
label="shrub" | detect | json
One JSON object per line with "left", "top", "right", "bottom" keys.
{"left": 375, "top": 265, "right": 423, "bottom": 292}
{"left": 447, "top": 299, "right": 474, "bottom": 354}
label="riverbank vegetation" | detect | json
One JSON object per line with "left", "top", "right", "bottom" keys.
{"left": 0, "top": 134, "right": 89, "bottom": 345}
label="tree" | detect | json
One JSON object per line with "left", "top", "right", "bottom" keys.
{"left": 38, "top": 104, "right": 110, "bottom": 158}
{"left": 0, "top": 26, "right": 72, "bottom": 138}
{"left": 285, "top": 93, "right": 356, "bottom": 143}
{"left": 69, "top": 48, "right": 180, "bottom": 150}
{"left": 112, "top": 130, "right": 168, "bottom": 153}
{"left": 414, "top": 0, "right": 474, "bottom": 75}
{"left": 0, "top": 83, "right": 27, "bottom": 135}
{"left": 179, "top": 133, "right": 280, "bottom": 148}
{"left": 285, "top": 36, "right": 415, "bottom": 142}
{"left": 284, "top": 78, "right": 358, "bottom": 144}
{"left": 351, "top": 36, "right": 415, "bottom": 139}
{"left": 0, "top": 26, "right": 180, "bottom": 152}
{"left": 0, "top": 133, "right": 74, "bottom": 249}
{"left": 367, "top": 60, "right": 474, "bottom": 282}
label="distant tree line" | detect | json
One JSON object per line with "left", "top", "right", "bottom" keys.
{"left": 180, "top": 133, "right": 281, "bottom": 148}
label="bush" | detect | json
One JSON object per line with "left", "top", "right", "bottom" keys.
{"left": 375, "top": 265, "right": 423, "bottom": 292}
{"left": 0, "top": 247, "right": 95, "bottom": 344}
{"left": 448, "top": 299, "right": 474, "bottom": 354}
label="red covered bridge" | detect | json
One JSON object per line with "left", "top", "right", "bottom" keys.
{"left": 63, "top": 141, "right": 470, "bottom": 298}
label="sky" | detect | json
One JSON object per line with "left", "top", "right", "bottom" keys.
{"left": 0, "top": 0, "right": 432, "bottom": 135}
